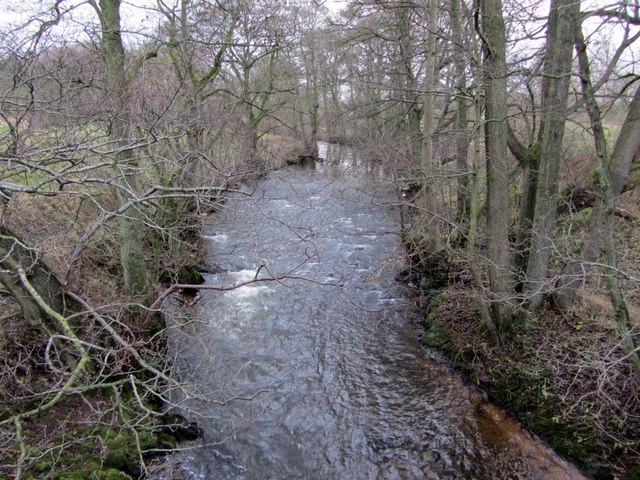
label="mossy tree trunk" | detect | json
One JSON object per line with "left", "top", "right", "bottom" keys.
{"left": 420, "top": 0, "right": 442, "bottom": 255}
{"left": 479, "top": 0, "right": 514, "bottom": 333}
{"left": 523, "top": 0, "right": 579, "bottom": 309}
{"left": 91, "top": 0, "right": 149, "bottom": 299}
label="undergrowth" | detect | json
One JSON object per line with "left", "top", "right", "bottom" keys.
{"left": 418, "top": 260, "right": 640, "bottom": 479}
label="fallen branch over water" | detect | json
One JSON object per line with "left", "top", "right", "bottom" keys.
{"left": 146, "top": 264, "right": 383, "bottom": 327}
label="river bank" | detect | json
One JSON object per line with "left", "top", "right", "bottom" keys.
{"left": 413, "top": 255, "right": 640, "bottom": 479}
{"left": 4, "top": 141, "right": 633, "bottom": 479}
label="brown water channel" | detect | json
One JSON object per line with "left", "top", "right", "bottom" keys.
{"left": 161, "top": 145, "right": 587, "bottom": 479}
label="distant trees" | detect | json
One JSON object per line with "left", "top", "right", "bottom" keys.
{"left": 225, "top": 0, "right": 290, "bottom": 156}
{"left": 158, "top": 0, "right": 238, "bottom": 167}
{"left": 291, "top": 4, "right": 329, "bottom": 158}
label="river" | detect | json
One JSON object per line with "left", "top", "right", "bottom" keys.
{"left": 158, "top": 144, "right": 586, "bottom": 479}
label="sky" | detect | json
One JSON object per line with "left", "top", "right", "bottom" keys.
{"left": 0, "top": 0, "right": 347, "bottom": 27}
{"left": 0, "top": 0, "right": 348, "bottom": 46}
{"left": 0, "top": 0, "right": 636, "bottom": 71}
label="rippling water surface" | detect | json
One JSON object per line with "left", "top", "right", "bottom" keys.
{"left": 160, "top": 144, "right": 586, "bottom": 479}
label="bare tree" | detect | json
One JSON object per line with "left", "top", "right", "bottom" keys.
{"left": 421, "top": 0, "right": 442, "bottom": 254}
{"left": 478, "top": 0, "right": 514, "bottom": 333}
{"left": 225, "top": 0, "right": 296, "bottom": 157}
{"left": 522, "top": 0, "right": 580, "bottom": 309}
{"left": 88, "top": 0, "right": 155, "bottom": 299}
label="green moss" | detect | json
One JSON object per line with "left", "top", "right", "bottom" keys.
{"left": 178, "top": 265, "right": 204, "bottom": 285}
{"left": 38, "top": 416, "right": 179, "bottom": 479}
{"left": 422, "top": 320, "right": 453, "bottom": 350}
{"left": 35, "top": 459, "right": 52, "bottom": 472}
{"left": 104, "top": 447, "right": 133, "bottom": 471}
{"left": 625, "top": 465, "right": 640, "bottom": 480}
{"left": 155, "top": 432, "right": 177, "bottom": 450}
{"left": 560, "top": 207, "right": 593, "bottom": 237}
{"left": 98, "top": 469, "right": 132, "bottom": 480}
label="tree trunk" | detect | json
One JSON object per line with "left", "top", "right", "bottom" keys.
{"left": 95, "top": 0, "right": 149, "bottom": 299}
{"left": 450, "top": 0, "right": 471, "bottom": 228}
{"left": 307, "top": 92, "right": 320, "bottom": 158}
{"left": 524, "top": 0, "right": 579, "bottom": 309}
{"left": 479, "top": 0, "right": 514, "bottom": 332}
{"left": 396, "top": 4, "right": 421, "bottom": 161}
{"left": 506, "top": 122, "right": 539, "bottom": 281}
{"left": 420, "top": 0, "right": 442, "bottom": 254}
{"left": 303, "top": 38, "right": 321, "bottom": 159}
{"left": 511, "top": 133, "right": 540, "bottom": 282}
{"left": 468, "top": 65, "right": 499, "bottom": 341}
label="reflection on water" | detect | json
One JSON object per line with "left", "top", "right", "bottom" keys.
{"left": 159, "top": 148, "right": 586, "bottom": 479}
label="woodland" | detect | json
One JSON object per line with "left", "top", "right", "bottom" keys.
{"left": 0, "top": 0, "right": 639, "bottom": 478}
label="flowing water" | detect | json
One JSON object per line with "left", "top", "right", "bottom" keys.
{"left": 159, "top": 144, "right": 586, "bottom": 479}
